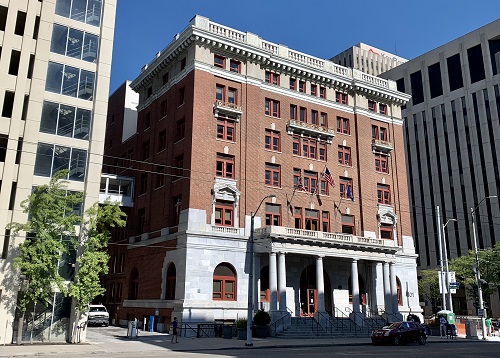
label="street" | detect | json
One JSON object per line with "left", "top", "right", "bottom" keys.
{"left": 1, "top": 326, "right": 499, "bottom": 358}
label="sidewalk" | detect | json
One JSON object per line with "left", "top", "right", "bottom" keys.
{"left": 1, "top": 327, "right": 499, "bottom": 357}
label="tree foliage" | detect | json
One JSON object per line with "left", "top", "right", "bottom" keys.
{"left": 417, "top": 267, "right": 440, "bottom": 308}
{"left": 9, "top": 171, "right": 126, "bottom": 316}
{"left": 69, "top": 200, "right": 126, "bottom": 312}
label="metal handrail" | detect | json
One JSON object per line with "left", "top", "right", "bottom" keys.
{"left": 269, "top": 311, "right": 291, "bottom": 336}
{"left": 344, "top": 307, "right": 378, "bottom": 332}
{"left": 334, "top": 307, "right": 354, "bottom": 334}
{"left": 379, "top": 309, "right": 401, "bottom": 323}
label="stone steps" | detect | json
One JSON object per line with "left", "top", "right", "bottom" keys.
{"left": 274, "top": 316, "right": 374, "bottom": 339}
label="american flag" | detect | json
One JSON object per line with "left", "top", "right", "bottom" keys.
{"left": 322, "top": 167, "right": 335, "bottom": 187}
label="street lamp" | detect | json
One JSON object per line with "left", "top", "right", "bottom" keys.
{"left": 442, "top": 218, "right": 457, "bottom": 313}
{"left": 246, "top": 194, "right": 276, "bottom": 347}
{"left": 471, "top": 195, "right": 496, "bottom": 340}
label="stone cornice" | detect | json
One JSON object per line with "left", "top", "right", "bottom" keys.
{"left": 130, "top": 15, "right": 411, "bottom": 108}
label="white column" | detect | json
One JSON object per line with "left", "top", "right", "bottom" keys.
{"left": 383, "top": 262, "right": 392, "bottom": 314}
{"left": 269, "top": 252, "right": 278, "bottom": 311}
{"left": 316, "top": 255, "right": 325, "bottom": 312}
{"left": 351, "top": 259, "right": 360, "bottom": 313}
{"left": 254, "top": 254, "right": 261, "bottom": 312}
{"left": 389, "top": 262, "right": 398, "bottom": 313}
{"left": 371, "top": 262, "right": 380, "bottom": 313}
{"left": 278, "top": 252, "right": 287, "bottom": 312}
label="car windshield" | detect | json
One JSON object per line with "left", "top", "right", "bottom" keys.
{"left": 383, "top": 323, "right": 400, "bottom": 329}
{"left": 90, "top": 306, "right": 106, "bottom": 312}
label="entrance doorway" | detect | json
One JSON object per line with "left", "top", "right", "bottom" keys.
{"left": 299, "top": 264, "right": 332, "bottom": 316}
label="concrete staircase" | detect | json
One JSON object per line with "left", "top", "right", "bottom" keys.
{"left": 274, "top": 316, "right": 379, "bottom": 339}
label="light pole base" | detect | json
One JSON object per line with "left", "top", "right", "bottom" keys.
{"left": 245, "top": 343, "right": 253, "bottom": 346}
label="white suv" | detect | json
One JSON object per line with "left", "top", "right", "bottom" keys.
{"left": 87, "top": 304, "right": 109, "bottom": 326}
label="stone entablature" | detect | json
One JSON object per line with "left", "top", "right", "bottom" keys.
{"left": 131, "top": 16, "right": 411, "bottom": 106}
{"left": 286, "top": 119, "right": 335, "bottom": 143}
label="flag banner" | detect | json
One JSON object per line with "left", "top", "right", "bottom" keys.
{"left": 286, "top": 194, "right": 293, "bottom": 214}
{"left": 296, "top": 178, "right": 306, "bottom": 191}
{"left": 346, "top": 186, "right": 354, "bottom": 202}
{"left": 322, "top": 166, "right": 335, "bottom": 187}
{"left": 316, "top": 192, "right": 322, "bottom": 206}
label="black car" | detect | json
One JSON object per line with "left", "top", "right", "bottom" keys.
{"left": 371, "top": 321, "right": 427, "bottom": 345}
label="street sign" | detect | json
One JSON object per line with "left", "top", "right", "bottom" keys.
{"left": 478, "top": 308, "right": 485, "bottom": 317}
{"left": 449, "top": 282, "right": 460, "bottom": 289}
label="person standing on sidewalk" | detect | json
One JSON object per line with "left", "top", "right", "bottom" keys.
{"left": 440, "top": 316, "right": 447, "bottom": 337}
{"left": 485, "top": 317, "right": 492, "bottom": 337}
{"left": 171, "top": 317, "right": 179, "bottom": 343}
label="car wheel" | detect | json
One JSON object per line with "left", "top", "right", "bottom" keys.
{"left": 393, "top": 335, "right": 400, "bottom": 346}
{"left": 418, "top": 335, "right": 427, "bottom": 345}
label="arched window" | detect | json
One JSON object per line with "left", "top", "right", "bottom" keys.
{"left": 166, "top": 263, "right": 176, "bottom": 300}
{"left": 396, "top": 277, "right": 403, "bottom": 306}
{"left": 213, "top": 263, "right": 236, "bottom": 301}
{"left": 129, "top": 267, "right": 139, "bottom": 300}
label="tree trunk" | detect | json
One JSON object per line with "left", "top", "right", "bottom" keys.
{"left": 16, "top": 311, "right": 25, "bottom": 345}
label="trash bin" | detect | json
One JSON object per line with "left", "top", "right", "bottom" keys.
{"left": 222, "top": 325, "right": 233, "bottom": 339}
{"left": 127, "top": 321, "right": 138, "bottom": 338}
{"left": 465, "top": 320, "right": 478, "bottom": 339}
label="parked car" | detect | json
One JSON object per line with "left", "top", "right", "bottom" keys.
{"left": 371, "top": 321, "right": 427, "bottom": 345}
{"left": 87, "top": 304, "right": 109, "bottom": 326}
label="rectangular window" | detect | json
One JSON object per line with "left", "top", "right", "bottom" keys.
{"left": 375, "top": 153, "right": 389, "bottom": 173}
{"left": 311, "top": 110, "right": 318, "bottom": 125}
{"left": 265, "top": 129, "right": 280, "bottom": 151}
{"left": 216, "top": 84, "right": 224, "bottom": 101}
{"left": 368, "top": 100, "right": 376, "bottom": 112}
{"left": 142, "top": 141, "right": 150, "bottom": 160}
{"left": 336, "top": 91, "right": 348, "bottom": 105}
{"left": 336, "top": 116, "right": 350, "bottom": 134}
{"left": 14, "top": 11, "right": 26, "bottom": 36}
{"left": 8, "top": 182, "right": 16, "bottom": 210}
{"left": 377, "top": 184, "right": 391, "bottom": 204}
{"left": 162, "top": 72, "right": 169, "bottom": 85}
{"left": 34, "top": 143, "right": 87, "bottom": 181}
{"left": 265, "top": 98, "right": 280, "bottom": 117}
{"left": 217, "top": 118, "right": 235, "bottom": 141}
{"left": 50, "top": 24, "right": 99, "bottom": 63}
{"left": 137, "top": 208, "right": 145, "bottom": 235}
{"left": 229, "top": 59, "right": 240, "bottom": 73}
{"left": 228, "top": 88, "right": 237, "bottom": 104}
{"left": 8, "top": 50, "right": 21, "bottom": 76}
{"left": 147, "top": 87, "right": 152, "bottom": 99}
{"left": 303, "top": 170, "right": 318, "bottom": 193}
{"left": 290, "top": 104, "right": 297, "bottom": 120}
{"left": 179, "top": 87, "right": 185, "bottom": 106}
{"left": 293, "top": 168, "right": 302, "bottom": 188}
{"left": 265, "top": 163, "right": 281, "bottom": 187}
{"left": 379, "top": 103, "right": 387, "bottom": 115}
{"left": 174, "top": 155, "right": 183, "bottom": 179}
{"left": 216, "top": 153, "right": 235, "bottom": 178}
{"left": 215, "top": 201, "right": 234, "bottom": 226}
{"left": 2, "top": 229, "right": 10, "bottom": 259}
{"left": 265, "top": 71, "right": 279, "bottom": 85}
{"left": 341, "top": 214, "right": 355, "bottom": 235}
{"left": 339, "top": 177, "right": 352, "bottom": 198}
{"left": 2, "top": 91, "right": 14, "bottom": 118}
{"left": 292, "top": 135, "right": 300, "bottom": 156}
{"left": 158, "top": 130, "right": 166, "bottom": 152}
{"left": 302, "top": 138, "right": 317, "bottom": 159}
{"left": 180, "top": 57, "right": 186, "bottom": 70}
{"left": 299, "top": 107, "right": 307, "bottom": 122}
{"left": 155, "top": 166, "right": 164, "bottom": 188}
{"left": 318, "top": 142, "right": 327, "bottom": 161}
{"left": 321, "top": 212, "right": 330, "bottom": 232}
{"left": 298, "top": 81, "right": 305, "bottom": 93}
{"left": 144, "top": 112, "right": 150, "bottom": 130}
{"left": 45, "top": 62, "right": 95, "bottom": 100}
{"left": 293, "top": 207, "right": 303, "bottom": 229}
{"left": 311, "top": 84, "right": 317, "bottom": 96}
{"left": 214, "top": 54, "right": 225, "bottom": 68}
{"left": 410, "top": 70, "right": 424, "bottom": 105}
{"left": 338, "top": 145, "right": 351, "bottom": 166}
{"left": 305, "top": 209, "right": 319, "bottom": 231}
{"left": 467, "top": 44, "right": 486, "bottom": 83}
{"left": 380, "top": 223, "right": 393, "bottom": 240}
{"left": 320, "top": 112, "right": 328, "bottom": 127}
{"left": 372, "top": 125, "right": 388, "bottom": 141}
{"left": 55, "top": 0, "right": 103, "bottom": 27}
{"left": 289, "top": 78, "right": 296, "bottom": 90}
{"left": 139, "top": 173, "right": 148, "bottom": 195}
{"left": 176, "top": 118, "right": 185, "bottom": 141}
{"left": 428, "top": 62, "right": 443, "bottom": 98}
{"left": 40, "top": 101, "right": 91, "bottom": 140}
{"left": 265, "top": 204, "right": 281, "bottom": 226}
{"left": 160, "top": 100, "right": 167, "bottom": 118}
{"left": 319, "top": 87, "right": 326, "bottom": 99}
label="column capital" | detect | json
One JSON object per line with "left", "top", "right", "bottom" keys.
{"left": 316, "top": 254, "right": 325, "bottom": 259}
{"left": 351, "top": 258, "right": 358, "bottom": 263}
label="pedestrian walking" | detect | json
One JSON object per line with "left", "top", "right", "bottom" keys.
{"left": 440, "top": 316, "right": 447, "bottom": 337}
{"left": 171, "top": 317, "right": 178, "bottom": 343}
{"left": 485, "top": 317, "right": 492, "bottom": 336}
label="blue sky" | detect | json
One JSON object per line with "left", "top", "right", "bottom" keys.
{"left": 109, "top": 0, "right": 500, "bottom": 93}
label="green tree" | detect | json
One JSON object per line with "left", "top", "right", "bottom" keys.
{"left": 9, "top": 171, "right": 126, "bottom": 343}
{"left": 417, "top": 268, "right": 441, "bottom": 312}
{"left": 9, "top": 171, "right": 83, "bottom": 343}
{"left": 69, "top": 200, "right": 126, "bottom": 323}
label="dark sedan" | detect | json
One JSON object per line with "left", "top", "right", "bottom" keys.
{"left": 371, "top": 321, "right": 427, "bottom": 345}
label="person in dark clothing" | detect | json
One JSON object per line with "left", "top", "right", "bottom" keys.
{"left": 171, "top": 317, "right": 178, "bottom": 343}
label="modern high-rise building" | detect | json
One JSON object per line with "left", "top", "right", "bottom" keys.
{"left": 381, "top": 19, "right": 500, "bottom": 317}
{"left": 0, "top": 0, "right": 116, "bottom": 343}
{"left": 330, "top": 43, "right": 407, "bottom": 76}
{"left": 100, "top": 15, "right": 419, "bottom": 335}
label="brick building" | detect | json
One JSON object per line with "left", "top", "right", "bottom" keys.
{"left": 101, "top": 15, "right": 419, "bottom": 332}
